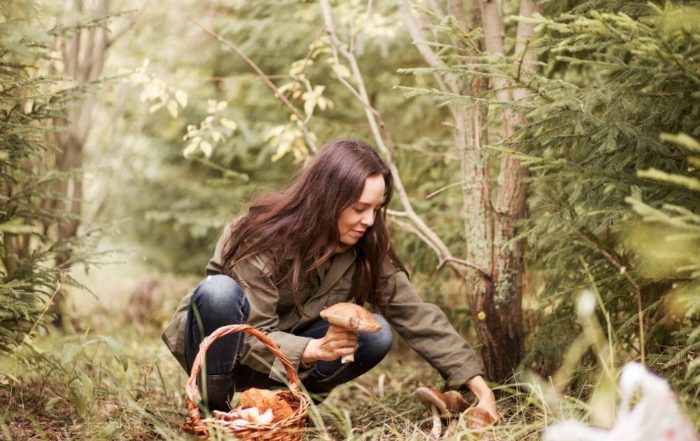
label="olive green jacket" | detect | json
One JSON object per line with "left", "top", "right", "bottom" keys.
{"left": 162, "top": 229, "right": 483, "bottom": 387}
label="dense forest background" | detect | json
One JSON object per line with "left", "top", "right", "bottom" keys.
{"left": 1, "top": 0, "right": 699, "bottom": 439}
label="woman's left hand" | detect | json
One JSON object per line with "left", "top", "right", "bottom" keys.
{"left": 466, "top": 375, "right": 499, "bottom": 423}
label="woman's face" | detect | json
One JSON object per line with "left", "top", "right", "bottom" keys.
{"left": 337, "top": 174, "right": 386, "bottom": 248}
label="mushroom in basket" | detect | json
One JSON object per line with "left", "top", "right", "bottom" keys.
{"left": 212, "top": 387, "right": 295, "bottom": 426}
{"left": 240, "top": 387, "right": 294, "bottom": 421}
{"left": 319, "top": 302, "right": 382, "bottom": 363}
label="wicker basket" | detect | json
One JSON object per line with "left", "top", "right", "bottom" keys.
{"left": 183, "top": 324, "right": 310, "bottom": 440}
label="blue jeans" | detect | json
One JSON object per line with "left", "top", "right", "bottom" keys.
{"left": 184, "top": 275, "right": 393, "bottom": 398}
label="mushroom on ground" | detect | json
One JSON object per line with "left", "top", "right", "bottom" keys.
{"left": 464, "top": 406, "right": 497, "bottom": 429}
{"left": 415, "top": 387, "right": 471, "bottom": 438}
{"left": 415, "top": 387, "right": 449, "bottom": 438}
{"left": 319, "top": 302, "right": 382, "bottom": 364}
{"left": 442, "top": 391, "right": 469, "bottom": 437}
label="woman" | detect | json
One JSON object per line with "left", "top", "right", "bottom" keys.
{"left": 162, "top": 138, "right": 498, "bottom": 420}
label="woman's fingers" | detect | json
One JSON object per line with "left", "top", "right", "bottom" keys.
{"left": 322, "top": 335, "right": 356, "bottom": 351}
{"left": 325, "top": 326, "right": 357, "bottom": 340}
{"left": 313, "top": 326, "right": 358, "bottom": 360}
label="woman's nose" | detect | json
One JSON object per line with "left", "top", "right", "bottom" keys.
{"left": 361, "top": 210, "right": 375, "bottom": 226}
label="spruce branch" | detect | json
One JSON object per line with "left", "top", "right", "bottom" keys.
{"left": 573, "top": 228, "right": 645, "bottom": 363}
{"left": 395, "top": 0, "right": 458, "bottom": 96}
{"left": 23, "top": 270, "right": 67, "bottom": 344}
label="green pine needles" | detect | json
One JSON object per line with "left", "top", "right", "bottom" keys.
{"left": 515, "top": 2, "right": 700, "bottom": 378}
{"left": 400, "top": 0, "right": 699, "bottom": 395}
{"left": 0, "top": 1, "right": 87, "bottom": 354}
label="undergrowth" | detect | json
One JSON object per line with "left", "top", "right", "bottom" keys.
{"left": 0, "top": 303, "right": 697, "bottom": 440}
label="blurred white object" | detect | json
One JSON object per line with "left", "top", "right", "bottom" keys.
{"left": 544, "top": 362, "right": 699, "bottom": 441}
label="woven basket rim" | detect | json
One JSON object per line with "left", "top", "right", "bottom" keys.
{"left": 183, "top": 324, "right": 310, "bottom": 438}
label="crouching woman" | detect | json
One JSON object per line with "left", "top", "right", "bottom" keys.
{"left": 162, "top": 138, "right": 498, "bottom": 421}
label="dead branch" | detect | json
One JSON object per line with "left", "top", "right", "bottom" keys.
{"left": 395, "top": 0, "right": 456, "bottom": 95}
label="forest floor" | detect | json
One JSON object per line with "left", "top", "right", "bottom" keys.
{"left": 0, "top": 266, "right": 696, "bottom": 440}
{"left": 0, "top": 312, "right": 550, "bottom": 440}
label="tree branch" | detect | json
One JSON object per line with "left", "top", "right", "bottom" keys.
{"left": 107, "top": 1, "right": 150, "bottom": 49}
{"left": 191, "top": 18, "right": 318, "bottom": 153}
{"left": 574, "top": 228, "right": 645, "bottom": 363}
{"left": 395, "top": 0, "right": 457, "bottom": 95}
{"left": 320, "top": 0, "right": 464, "bottom": 277}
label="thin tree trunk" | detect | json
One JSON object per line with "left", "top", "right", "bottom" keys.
{"left": 394, "top": 0, "right": 539, "bottom": 381}
{"left": 49, "top": 0, "right": 110, "bottom": 322}
{"left": 482, "top": 0, "right": 540, "bottom": 380}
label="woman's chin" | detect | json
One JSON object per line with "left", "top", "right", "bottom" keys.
{"left": 335, "top": 241, "right": 354, "bottom": 253}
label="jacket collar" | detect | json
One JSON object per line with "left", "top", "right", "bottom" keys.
{"left": 316, "top": 247, "right": 356, "bottom": 297}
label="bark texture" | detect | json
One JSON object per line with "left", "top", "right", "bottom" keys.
{"left": 48, "top": 0, "right": 111, "bottom": 321}
{"left": 399, "top": 0, "right": 540, "bottom": 381}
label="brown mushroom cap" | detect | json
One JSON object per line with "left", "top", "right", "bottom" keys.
{"left": 320, "top": 302, "right": 381, "bottom": 333}
{"left": 464, "top": 407, "right": 497, "bottom": 429}
{"left": 443, "top": 391, "right": 469, "bottom": 413}
{"left": 415, "top": 387, "right": 449, "bottom": 417}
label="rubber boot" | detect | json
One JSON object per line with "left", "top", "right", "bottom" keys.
{"left": 202, "top": 374, "right": 234, "bottom": 412}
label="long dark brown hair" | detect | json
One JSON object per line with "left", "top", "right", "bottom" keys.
{"left": 222, "top": 138, "right": 404, "bottom": 311}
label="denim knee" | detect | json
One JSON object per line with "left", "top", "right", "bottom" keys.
{"left": 192, "top": 275, "right": 246, "bottom": 317}
{"left": 185, "top": 275, "right": 248, "bottom": 374}
{"left": 363, "top": 314, "right": 393, "bottom": 358}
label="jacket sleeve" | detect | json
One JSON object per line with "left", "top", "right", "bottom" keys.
{"left": 232, "top": 253, "right": 315, "bottom": 383}
{"left": 384, "top": 269, "right": 484, "bottom": 388}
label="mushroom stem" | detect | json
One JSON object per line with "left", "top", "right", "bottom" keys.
{"left": 443, "top": 419, "right": 457, "bottom": 439}
{"left": 430, "top": 404, "right": 442, "bottom": 438}
{"left": 319, "top": 303, "right": 381, "bottom": 364}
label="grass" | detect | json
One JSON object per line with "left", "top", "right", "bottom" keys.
{"left": 0, "top": 320, "right": 557, "bottom": 441}
{"left": 0, "top": 276, "right": 697, "bottom": 440}
{"left": 0, "top": 322, "right": 605, "bottom": 441}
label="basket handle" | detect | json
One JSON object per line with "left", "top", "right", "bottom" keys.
{"left": 185, "top": 324, "right": 302, "bottom": 422}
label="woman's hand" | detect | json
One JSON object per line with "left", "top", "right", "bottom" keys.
{"left": 466, "top": 375, "right": 499, "bottom": 423}
{"left": 302, "top": 325, "right": 358, "bottom": 363}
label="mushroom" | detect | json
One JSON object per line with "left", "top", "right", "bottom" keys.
{"left": 319, "top": 302, "right": 382, "bottom": 364}
{"left": 464, "top": 406, "right": 497, "bottom": 429}
{"left": 240, "top": 388, "right": 294, "bottom": 421}
{"left": 443, "top": 391, "right": 469, "bottom": 437}
{"left": 415, "top": 387, "right": 470, "bottom": 438}
{"left": 415, "top": 387, "right": 449, "bottom": 438}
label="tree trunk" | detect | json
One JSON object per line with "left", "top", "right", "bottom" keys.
{"left": 48, "top": 0, "right": 110, "bottom": 322}
{"left": 480, "top": 0, "right": 540, "bottom": 380}
{"left": 394, "top": 0, "right": 540, "bottom": 382}
{"left": 455, "top": 0, "right": 539, "bottom": 381}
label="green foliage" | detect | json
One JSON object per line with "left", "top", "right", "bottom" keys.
{"left": 395, "top": 0, "right": 700, "bottom": 392}
{"left": 0, "top": 329, "right": 184, "bottom": 440}
{"left": 98, "top": 0, "right": 462, "bottom": 284}
{"left": 509, "top": 3, "right": 700, "bottom": 384}
{"left": 626, "top": 133, "right": 700, "bottom": 397}
{"left": 0, "top": 0, "right": 89, "bottom": 353}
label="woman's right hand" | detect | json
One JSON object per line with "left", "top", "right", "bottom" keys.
{"left": 302, "top": 325, "right": 357, "bottom": 363}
